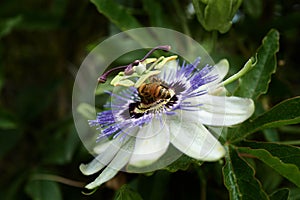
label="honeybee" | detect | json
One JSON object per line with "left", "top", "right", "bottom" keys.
{"left": 129, "top": 79, "right": 176, "bottom": 118}
{"left": 138, "top": 81, "right": 174, "bottom": 104}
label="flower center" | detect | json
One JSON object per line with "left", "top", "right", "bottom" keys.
{"left": 129, "top": 77, "right": 177, "bottom": 118}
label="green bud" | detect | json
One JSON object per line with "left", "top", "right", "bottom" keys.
{"left": 192, "top": 0, "right": 243, "bottom": 33}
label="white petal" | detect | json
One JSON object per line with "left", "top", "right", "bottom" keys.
{"left": 80, "top": 141, "right": 118, "bottom": 175}
{"left": 209, "top": 59, "right": 229, "bottom": 82}
{"left": 196, "top": 59, "right": 229, "bottom": 92}
{"left": 208, "top": 86, "right": 227, "bottom": 96}
{"left": 85, "top": 138, "right": 135, "bottom": 189}
{"left": 169, "top": 120, "right": 225, "bottom": 161}
{"left": 93, "top": 138, "right": 113, "bottom": 154}
{"left": 183, "top": 94, "right": 254, "bottom": 126}
{"left": 85, "top": 165, "right": 118, "bottom": 190}
{"left": 129, "top": 118, "right": 170, "bottom": 167}
{"left": 80, "top": 132, "right": 134, "bottom": 175}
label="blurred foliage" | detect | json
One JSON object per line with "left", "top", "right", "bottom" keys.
{"left": 0, "top": 0, "right": 299, "bottom": 199}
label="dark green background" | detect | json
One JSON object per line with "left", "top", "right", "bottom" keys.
{"left": 0, "top": 0, "right": 299, "bottom": 199}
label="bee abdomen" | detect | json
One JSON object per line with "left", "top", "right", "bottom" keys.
{"left": 154, "top": 87, "right": 169, "bottom": 99}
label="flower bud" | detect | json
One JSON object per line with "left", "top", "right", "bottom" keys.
{"left": 192, "top": 0, "right": 242, "bottom": 33}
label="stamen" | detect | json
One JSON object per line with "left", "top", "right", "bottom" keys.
{"left": 98, "top": 45, "right": 171, "bottom": 83}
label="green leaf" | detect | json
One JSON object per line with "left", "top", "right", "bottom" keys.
{"left": 0, "top": 66, "right": 3, "bottom": 92}
{"left": 90, "top": 0, "right": 141, "bottom": 30}
{"left": 0, "top": 130, "right": 22, "bottom": 159}
{"left": 234, "top": 29, "right": 279, "bottom": 99}
{"left": 0, "top": 15, "right": 22, "bottom": 38}
{"left": 0, "top": 118, "right": 17, "bottom": 130}
{"left": 239, "top": 147, "right": 300, "bottom": 187}
{"left": 223, "top": 145, "right": 268, "bottom": 200}
{"left": 114, "top": 185, "right": 143, "bottom": 200}
{"left": 134, "top": 171, "right": 170, "bottom": 200}
{"left": 25, "top": 180, "right": 62, "bottom": 200}
{"left": 0, "top": 171, "right": 27, "bottom": 200}
{"left": 243, "top": 0, "right": 263, "bottom": 19}
{"left": 269, "top": 188, "right": 289, "bottom": 200}
{"left": 164, "top": 154, "right": 201, "bottom": 173}
{"left": 0, "top": 106, "right": 21, "bottom": 158}
{"left": 142, "top": 0, "right": 171, "bottom": 28}
{"left": 228, "top": 97, "right": 300, "bottom": 142}
{"left": 90, "top": 0, "right": 156, "bottom": 47}
{"left": 263, "top": 128, "right": 279, "bottom": 142}
{"left": 238, "top": 142, "right": 300, "bottom": 187}
{"left": 42, "top": 123, "right": 80, "bottom": 165}
{"left": 257, "top": 164, "right": 283, "bottom": 193}
{"left": 289, "top": 188, "right": 300, "bottom": 200}
{"left": 64, "top": 124, "right": 81, "bottom": 162}
{"left": 240, "top": 140, "right": 300, "bottom": 168}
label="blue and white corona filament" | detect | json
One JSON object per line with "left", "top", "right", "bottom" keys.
{"left": 80, "top": 46, "right": 255, "bottom": 189}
